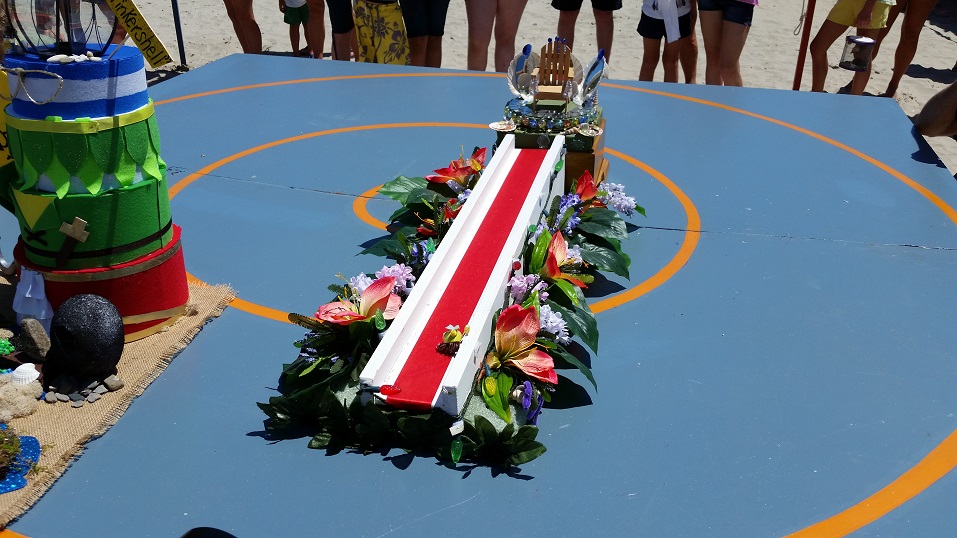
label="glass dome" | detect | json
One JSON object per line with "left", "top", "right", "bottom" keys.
{"left": 5, "top": 0, "right": 118, "bottom": 57}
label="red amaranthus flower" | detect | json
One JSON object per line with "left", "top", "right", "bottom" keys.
{"left": 425, "top": 147, "right": 487, "bottom": 190}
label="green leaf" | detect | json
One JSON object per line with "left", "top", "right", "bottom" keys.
{"left": 498, "top": 422, "right": 515, "bottom": 442}
{"left": 52, "top": 132, "right": 88, "bottom": 175}
{"left": 578, "top": 207, "right": 629, "bottom": 241}
{"left": 374, "top": 309, "right": 387, "bottom": 331}
{"left": 482, "top": 374, "right": 511, "bottom": 423}
{"left": 521, "top": 290, "right": 541, "bottom": 313}
{"left": 378, "top": 175, "right": 429, "bottom": 204}
{"left": 405, "top": 187, "right": 446, "bottom": 207}
{"left": 473, "top": 416, "right": 498, "bottom": 445}
{"left": 508, "top": 443, "right": 547, "bottom": 465}
{"left": 355, "top": 401, "right": 391, "bottom": 445}
{"left": 308, "top": 432, "right": 332, "bottom": 449}
{"left": 514, "top": 425, "right": 540, "bottom": 443}
{"left": 551, "top": 279, "right": 580, "bottom": 306}
{"left": 528, "top": 229, "right": 552, "bottom": 274}
{"left": 497, "top": 372, "right": 513, "bottom": 414}
{"left": 574, "top": 238, "right": 631, "bottom": 279}
{"left": 298, "top": 357, "right": 324, "bottom": 377}
{"left": 547, "top": 300, "right": 599, "bottom": 353}
{"left": 549, "top": 345, "right": 598, "bottom": 391}
{"left": 545, "top": 195, "right": 562, "bottom": 230}
{"left": 360, "top": 237, "right": 407, "bottom": 259}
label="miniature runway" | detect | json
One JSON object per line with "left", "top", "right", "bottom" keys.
{"left": 8, "top": 55, "right": 957, "bottom": 536}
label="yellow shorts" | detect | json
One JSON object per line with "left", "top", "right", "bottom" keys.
{"left": 827, "top": 0, "right": 893, "bottom": 29}
{"left": 354, "top": 0, "right": 411, "bottom": 65}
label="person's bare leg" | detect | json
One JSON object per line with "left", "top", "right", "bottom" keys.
{"left": 305, "top": 0, "right": 324, "bottom": 57}
{"left": 223, "top": 0, "right": 262, "bottom": 53}
{"left": 716, "top": 19, "right": 749, "bottom": 86}
{"left": 680, "top": 0, "right": 698, "bottom": 83}
{"left": 698, "top": 10, "right": 723, "bottom": 85}
{"left": 426, "top": 35, "right": 443, "bottom": 67}
{"left": 809, "top": 19, "right": 845, "bottom": 92}
{"left": 639, "top": 37, "right": 660, "bottom": 81}
{"left": 492, "top": 0, "right": 527, "bottom": 72}
{"left": 111, "top": 22, "right": 128, "bottom": 44}
{"left": 839, "top": 2, "right": 900, "bottom": 92}
{"left": 883, "top": 0, "right": 938, "bottom": 97}
{"left": 331, "top": 31, "right": 356, "bottom": 60}
{"left": 466, "top": 0, "right": 495, "bottom": 70}
{"left": 556, "top": 9, "right": 580, "bottom": 51}
{"left": 593, "top": 8, "right": 614, "bottom": 61}
{"left": 408, "top": 36, "right": 428, "bottom": 66}
{"left": 662, "top": 38, "right": 684, "bottom": 82}
{"left": 849, "top": 28, "right": 881, "bottom": 94}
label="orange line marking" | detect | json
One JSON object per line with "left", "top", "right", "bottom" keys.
{"left": 601, "top": 82, "right": 957, "bottom": 535}
{"left": 351, "top": 149, "right": 699, "bottom": 313}
{"left": 153, "top": 72, "right": 500, "bottom": 107}
{"left": 160, "top": 75, "right": 957, "bottom": 533}
{"left": 354, "top": 185, "right": 386, "bottom": 231}
{"left": 603, "top": 82, "right": 957, "bottom": 227}
{"left": 591, "top": 149, "right": 700, "bottom": 314}
{"left": 788, "top": 425, "right": 957, "bottom": 536}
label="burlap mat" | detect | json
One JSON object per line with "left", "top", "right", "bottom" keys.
{"left": 0, "top": 282, "right": 235, "bottom": 528}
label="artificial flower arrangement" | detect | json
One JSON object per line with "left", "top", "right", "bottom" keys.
{"left": 258, "top": 146, "right": 643, "bottom": 468}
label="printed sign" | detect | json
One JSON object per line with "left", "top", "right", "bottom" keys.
{"left": 105, "top": 0, "right": 173, "bottom": 68}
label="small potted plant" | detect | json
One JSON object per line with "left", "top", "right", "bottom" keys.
{"left": 0, "top": 425, "right": 21, "bottom": 481}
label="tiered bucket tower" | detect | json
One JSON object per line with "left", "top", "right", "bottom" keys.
{"left": 0, "top": 46, "right": 188, "bottom": 341}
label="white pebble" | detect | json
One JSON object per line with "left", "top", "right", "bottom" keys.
{"left": 59, "top": 56, "right": 74, "bottom": 64}
{"left": 47, "top": 54, "right": 66, "bottom": 63}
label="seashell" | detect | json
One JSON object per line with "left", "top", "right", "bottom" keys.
{"left": 12, "top": 363, "right": 40, "bottom": 385}
{"left": 59, "top": 56, "right": 75, "bottom": 64}
{"left": 47, "top": 54, "right": 67, "bottom": 63}
{"left": 86, "top": 51, "right": 93, "bottom": 58}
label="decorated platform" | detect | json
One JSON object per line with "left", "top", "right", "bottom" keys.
{"left": 6, "top": 54, "right": 957, "bottom": 536}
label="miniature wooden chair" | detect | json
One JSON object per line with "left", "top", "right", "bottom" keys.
{"left": 533, "top": 40, "right": 573, "bottom": 101}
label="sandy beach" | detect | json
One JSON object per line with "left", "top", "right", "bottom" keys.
{"left": 136, "top": 0, "right": 957, "bottom": 170}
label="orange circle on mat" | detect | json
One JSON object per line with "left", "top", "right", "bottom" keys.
{"left": 170, "top": 123, "right": 700, "bottom": 322}
{"left": 159, "top": 74, "right": 957, "bottom": 535}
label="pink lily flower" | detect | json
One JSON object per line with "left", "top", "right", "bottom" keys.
{"left": 485, "top": 304, "right": 558, "bottom": 385}
{"left": 543, "top": 231, "right": 589, "bottom": 288}
{"left": 315, "top": 276, "right": 402, "bottom": 325}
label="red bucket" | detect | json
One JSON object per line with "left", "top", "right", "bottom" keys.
{"left": 15, "top": 225, "right": 189, "bottom": 342}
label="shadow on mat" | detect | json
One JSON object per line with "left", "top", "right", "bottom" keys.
{"left": 181, "top": 528, "right": 238, "bottom": 538}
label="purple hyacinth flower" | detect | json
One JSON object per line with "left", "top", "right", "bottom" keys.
{"left": 526, "top": 392, "right": 544, "bottom": 425}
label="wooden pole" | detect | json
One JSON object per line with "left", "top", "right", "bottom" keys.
{"left": 792, "top": 0, "right": 817, "bottom": 91}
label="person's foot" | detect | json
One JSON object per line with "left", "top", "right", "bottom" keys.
{"left": 881, "top": 82, "right": 899, "bottom": 98}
